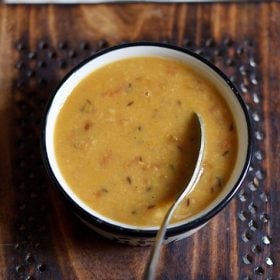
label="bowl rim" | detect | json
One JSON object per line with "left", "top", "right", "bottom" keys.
{"left": 41, "top": 41, "right": 253, "bottom": 238}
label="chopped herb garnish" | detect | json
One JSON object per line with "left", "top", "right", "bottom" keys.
{"left": 126, "top": 176, "right": 132, "bottom": 185}
{"left": 146, "top": 186, "right": 152, "bottom": 192}
{"left": 127, "top": 101, "right": 134, "bottom": 106}
{"left": 100, "top": 187, "right": 109, "bottom": 193}
{"left": 125, "top": 83, "right": 133, "bottom": 93}
{"left": 169, "top": 164, "right": 175, "bottom": 171}
{"left": 80, "top": 99, "right": 93, "bottom": 113}
{"left": 222, "top": 150, "right": 230, "bottom": 156}
{"left": 84, "top": 121, "right": 93, "bottom": 131}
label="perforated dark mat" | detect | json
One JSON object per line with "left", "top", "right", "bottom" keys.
{"left": 11, "top": 38, "right": 273, "bottom": 279}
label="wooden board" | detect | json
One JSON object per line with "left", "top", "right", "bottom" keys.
{"left": 0, "top": 3, "right": 279, "bottom": 279}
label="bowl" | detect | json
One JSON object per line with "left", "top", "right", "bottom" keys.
{"left": 41, "top": 42, "right": 252, "bottom": 246}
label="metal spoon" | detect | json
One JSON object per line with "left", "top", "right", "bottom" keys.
{"left": 144, "top": 113, "right": 205, "bottom": 280}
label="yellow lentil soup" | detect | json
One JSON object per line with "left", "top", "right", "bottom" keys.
{"left": 54, "top": 57, "right": 237, "bottom": 227}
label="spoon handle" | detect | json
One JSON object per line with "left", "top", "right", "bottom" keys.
{"left": 144, "top": 113, "right": 205, "bottom": 280}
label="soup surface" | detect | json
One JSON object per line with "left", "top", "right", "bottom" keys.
{"left": 54, "top": 56, "right": 237, "bottom": 227}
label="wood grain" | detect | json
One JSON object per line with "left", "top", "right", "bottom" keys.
{"left": 0, "top": 3, "right": 279, "bottom": 280}
{"left": 262, "top": 3, "right": 280, "bottom": 277}
{"left": 0, "top": 5, "right": 15, "bottom": 280}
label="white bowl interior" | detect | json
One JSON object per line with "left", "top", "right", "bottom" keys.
{"left": 45, "top": 45, "right": 250, "bottom": 231}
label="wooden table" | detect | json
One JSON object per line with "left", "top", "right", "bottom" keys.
{"left": 0, "top": 2, "right": 279, "bottom": 279}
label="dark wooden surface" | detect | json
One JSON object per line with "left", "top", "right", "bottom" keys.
{"left": 0, "top": 2, "right": 279, "bottom": 280}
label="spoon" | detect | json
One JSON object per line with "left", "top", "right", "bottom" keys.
{"left": 144, "top": 112, "right": 205, "bottom": 280}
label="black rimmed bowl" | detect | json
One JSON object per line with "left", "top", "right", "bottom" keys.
{"left": 41, "top": 42, "right": 252, "bottom": 246}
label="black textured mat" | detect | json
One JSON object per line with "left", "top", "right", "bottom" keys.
{"left": 11, "top": 37, "right": 272, "bottom": 280}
